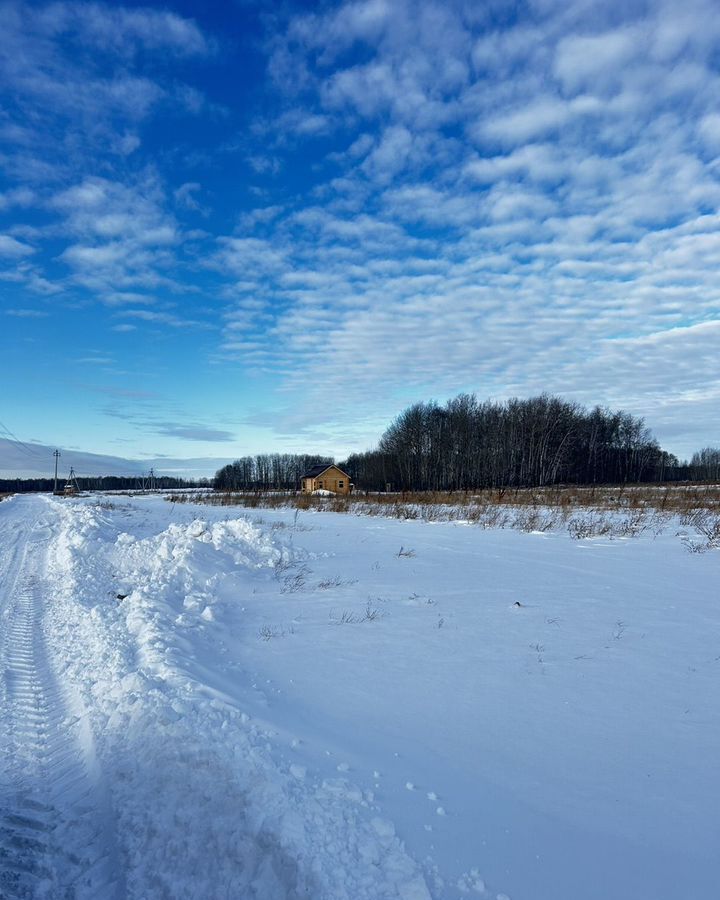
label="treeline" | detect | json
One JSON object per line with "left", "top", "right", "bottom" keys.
{"left": 214, "top": 454, "right": 333, "bottom": 491}
{"left": 211, "top": 395, "right": 719, "bottom": 493}
{"left": 689, "top": 448, "right": 720, "bottom": 482}
{"left": 344, "top": 394, "right": 682, "bottom": 491}
{"left": 0, "top": 475, "right": 206, "bottom": 494}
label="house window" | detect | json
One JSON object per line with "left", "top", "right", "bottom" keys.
{"left": 338, "top": 481, "right": 344, "bottom": 488}
{"left": 318, "top": 481, "right": 323, "bottom": 488}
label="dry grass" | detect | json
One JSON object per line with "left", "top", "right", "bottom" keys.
{"left": 167, "top": 483, "right": 720, "bottom": 514}
{"left": 164, "top": 483, "right": 720, "bottom": 550}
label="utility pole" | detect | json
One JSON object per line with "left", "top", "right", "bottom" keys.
{"left": 149, "top": 467, "right": 155, "bottom": 492}
{"left": 53, "top": 449, "right": 60, "bottom": 495}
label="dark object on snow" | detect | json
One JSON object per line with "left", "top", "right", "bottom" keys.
{"left": 116, "top": 593, "right": 129, "bottom": 600}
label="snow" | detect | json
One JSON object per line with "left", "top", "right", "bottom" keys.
{"left": 1, "top": 492, "right": 719, "bottom": 899}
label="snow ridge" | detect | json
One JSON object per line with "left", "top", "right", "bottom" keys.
{"left": 40, "top": 500, "right": 430, "bottom": 899}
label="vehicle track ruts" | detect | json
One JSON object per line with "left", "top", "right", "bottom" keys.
{"left": 0, "top": 501, "right": 121, "bottom": 899}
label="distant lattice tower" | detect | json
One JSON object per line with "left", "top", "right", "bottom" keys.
{"left": 63, "top": 466, "right": 81, "bottom": 497}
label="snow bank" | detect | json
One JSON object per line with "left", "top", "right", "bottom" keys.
{"left": 44, "top": 501, "right": 430, "bottom": 900}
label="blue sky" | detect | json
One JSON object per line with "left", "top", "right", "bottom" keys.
{"left": 2, "top": 0, "right": 720, "bottom": 471}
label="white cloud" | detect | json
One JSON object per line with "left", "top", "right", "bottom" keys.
{"left": 382, "top": 184, "right": 479, "bottom": 226}
{"left": 275, "top": 109, "right": 331, "bottom": 137}
{"left": 360, "top": 125, "right": 414, "bottom": 184}
{"left": 174, "top": 182, "right": 204, "bottom": 212}
{"left": 464, "top": 143, "right": 564, "bottom": 184}
{"left": 52, "top": 176, "right": 176, "bottom": 245}
{"left": 0, "top": 0, "right": 212, "bottom": 178}
{"left": 237, "top": 206, "right": 284, "bottom": 230}
{"left": 62, "top": 243, "right": 128, "bottom": 268}
{"left": 5, "top": 307, "right": 48, "bottom": 317}
{"left": 554, "top": 28, "right": 639, "bottom": 91}
{"left": 246, "top": 155, "right": 282, "bottom": 175}
{"left": 0, "top": 234, "right": 35, "bottom": 256}
{"left": 0, "top": 187, "right": 36, "bottom": 210}
{"left": 480, "top": 95, "right": 601, "bottom": 144}
{"left": 471, "top": 26, "right": 545, "bottom": 76}
{"left": 650, "top": 0, "right": 720, "bottom": 63}
{"left": 50, "top": 175, "right": 183, "bottom": 299}
{"left": 215, "top": 237, "right": 287, "bottom": 277}
{"left": 35, "top": 2, "right": 210, "bottom": 57}
{"left": 116, "top": 309, "right": 208, "bottom": 329}
{"left": 698, "top": 113, "right": 720, "bottom": 154}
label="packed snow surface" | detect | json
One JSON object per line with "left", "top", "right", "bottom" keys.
{"left": 0, "top": 493, "right": 718, "bottom": 899}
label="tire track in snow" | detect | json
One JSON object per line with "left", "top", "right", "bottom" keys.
{"left": 0, "top": 502, "right": 121, "bottom": 899}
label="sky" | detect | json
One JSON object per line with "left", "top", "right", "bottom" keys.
{"left": 2, "top": 0, "right": 720, "bottom": 477}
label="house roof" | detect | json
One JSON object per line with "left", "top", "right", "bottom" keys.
{"left": 301, "top": 464, "right": 349, "bottom": 479}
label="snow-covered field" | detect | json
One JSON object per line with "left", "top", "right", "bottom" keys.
{"left": 1, "top": 493, "right": 718, "bottom": 899}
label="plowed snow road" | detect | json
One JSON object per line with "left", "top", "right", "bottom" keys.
{"left": 0, "top": 497, "right": 120, "bottom": 899}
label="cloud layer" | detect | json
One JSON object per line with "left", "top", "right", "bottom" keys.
{"left": 2, "top": 0, "right": 720, "bottom": 459}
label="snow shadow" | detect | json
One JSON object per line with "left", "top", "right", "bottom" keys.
{"left": 99, "top": 713, "right": 322, "bottom": 900}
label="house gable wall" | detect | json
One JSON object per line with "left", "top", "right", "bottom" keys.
{"left": 301, "top": 465, "right": 351, "bottom": 494}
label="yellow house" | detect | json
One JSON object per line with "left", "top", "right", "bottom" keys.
{"left": 300, "top": 464, "right": 351, "bottom": 495}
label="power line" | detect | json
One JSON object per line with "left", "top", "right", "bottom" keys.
{"left": 0, "top": 418, "right": 47, "bottom": 459}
